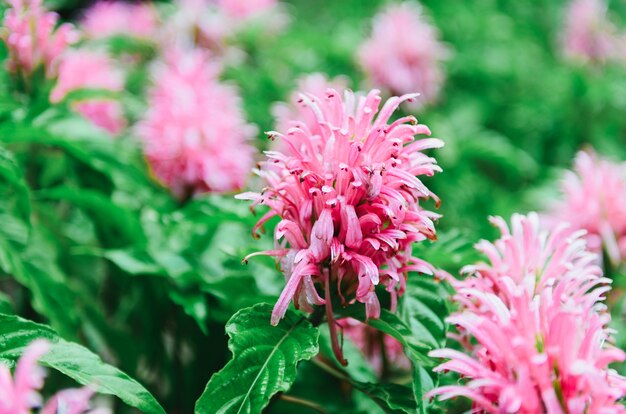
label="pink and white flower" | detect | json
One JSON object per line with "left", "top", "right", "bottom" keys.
{"left": 546, "top": 150, "right": 626, "bottom": 267}
{"left": 562, "top": 0, "right": 619, "bottom": 63}
{"left": 81, "top": 1, "right": 158, "bottom": 40}
{"left": 50, "top": 50, "right": 125, "bottom": 135}
{"left": 0, "top": 340, "right": 103, "bottom": 414}
{"left": 429, "top": 213, "right": 626, "bottom": 413}
{"left": 237, "top": 86, "right": 442, "bottom": 362}
{"left": 357, "top": 2, "right": 446, "bottom": 106}
{"left": 137, "top": 48, "right": 256, "bottom": 198}
{"left": 216, "top": 0, "right": 278, "bottom": 20}
{"left": 1, "top": 0, "right": 78, "bottom": 77}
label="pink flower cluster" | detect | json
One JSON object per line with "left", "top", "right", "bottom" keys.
{"left": 81, "top": 1, "right": 158, "bottom": 40}
{"left": 562, "top": 0, "right": 621, "bottom": 63}
{"left": 1, "top": 0, "right": 78, "bottom": 77}
{"left": 216, "top": 0, "right": 278, "bottom": 20}
{"left": 429, "top": 213, "right": 626, "bottom": 413}
{"left": 237, "top": 87, "right": 442, "bottom": 330}
{"left": 357, "top": 2, "right": 446, "bottom": 106}
{"left": 50, "top": 50, "right": 126, "bottom": 135}
{"left": 137, "top": 49, "right": 255, "bottom": 198}
{"left": 546, "top": 150, "right": 626, "bottom": 268}
{"left": 0, "top": 340, "right": 104, "bottom": 414}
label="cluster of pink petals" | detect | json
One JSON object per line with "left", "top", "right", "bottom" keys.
{"left": 0, "top": 340, "right": 104, "bottom": 414}
{"left": 357, "top": 2, "right": 446, "bottom": 106}
{"left": 237, "top": 87, "right": 442, "bottom": 327}
{"left": 339, "top": 318, "right": 410, "bottom": 376}
{"left": 429, "top": 213, "right": 626, "bottom": 413}
{"left": 137, "top": 48, "right": 255, "bottom": 198}
{"left": 546, "top": 150, "right": 626, "bottom": 268}
{"left": 81, "top": 1, "right": 158, "bottom": 40}
{"left": 271, "top": 73, "right": 350, "bottom": 142}
{"left": 1, "top": 0, "right": 78, "bottom": 77}
{"left": 50, "top": 50, "right": 126, "bottom": 135}
{"left": 562, "top": 0, "right": 622, "bottom": 63}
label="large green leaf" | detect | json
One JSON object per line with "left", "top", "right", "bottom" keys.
{"left": 195, "top": 303, "right": 319, "bottom": 414}
{"left": 351, "top": 382, "right": 418, "bottom": 414}
{"left": 0, "top": 313, "right": 165, "bottom": 414}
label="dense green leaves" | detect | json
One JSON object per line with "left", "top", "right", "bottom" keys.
{"left": 0, "top": 313, "right": 165, "bottom": 414}
{"left": 195, "top": 304, "right": 320, "bottom": 414}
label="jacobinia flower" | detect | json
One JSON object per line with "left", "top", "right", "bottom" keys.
{"left": 1, "top": 0, "right": 78, "bottom": 77}
{"left": 81, "top": 1, "right": 158, "bottom": 40}
{"left": 137, "top": 49, "right": 255, "bottom": 198}
{"left": 357, "top": 2, "right": 446, "bottom": 106}
{"left": 546, "top": 150, "right": 626, "bottom": 268}
{"left": 237, "top": 87, "right": 442, "bottom": 363}
{"left": 339, "top": 318, "right": 410, "bottom": 376}
{"left": 216, "top": 0, "right": 278, "bottom": 20}
{"left": 562, "top": 0, "right": 619, "bottom": 63}
{"left": 50, "top": 50, "right": 125, "bottom": 135}
{"left": 429, "top": 213, "right": 626, "bottom": 413}
{"left": 0, "top": 340, "right": 103, "bottom": 414}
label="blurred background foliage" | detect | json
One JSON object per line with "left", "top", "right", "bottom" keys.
{"left": 1, "top": 0, "right": 626, "bottom": 412}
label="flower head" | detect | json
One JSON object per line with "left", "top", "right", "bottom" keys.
{"left": 357, "top": 2, "right": 446, "bottom": 106}
{"left": 562, "top": 0, "right": 619, "bottom": 63}
{"left": 81, "top": 1, "right": 158, "bottom": 40}
{"left": 50, "top": 50, "right": 125, "bottom": 135}
{"left": 137, "top": 48, "right": 256, "bottom": 198}
{"left": 237, "top": 87, "right": 442, "bottom": 328}
{"left": 1, "top": 0, "right": 78, "bottom": 77}
{"left": 429, "top": 213, "right": 626, "bottom": 413}
{"left": 0, "top": 340, "right": 103, "bottom": 414}
{"left": 546, "top": 150, "right": 626, "bottom": 267}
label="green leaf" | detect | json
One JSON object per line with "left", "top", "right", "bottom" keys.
{"left": 0, "top": 313, "right": 165, "bottom": 414}
{"left": 350, "top": 382, "right": 418, "bottom": 414}
{"left": 195, "top": 303, "right": 320, "bottom": 414}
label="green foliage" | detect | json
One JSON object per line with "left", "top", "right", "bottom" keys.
{"left": 0, "top": 313, "right": 165, "bottom": 414}
{"left": 195, "top": 304, "right": 320, "bottom": 414}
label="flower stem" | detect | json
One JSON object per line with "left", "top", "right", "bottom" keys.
{"left": 325, "top": 270, "right": 347, "bottom": 366}
{"left": 279, "top": 394, "right": 328, "bottom": 414}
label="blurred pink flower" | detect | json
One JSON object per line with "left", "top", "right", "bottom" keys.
{"left": 1, "top": 0, "right": 78, "bottom": 77}
{"left": 339, "top": 318, "right": 410, "bottom": 376}
{"left": 137, "top": 48, "right": 256, "bottom": 198}
{"left": 357, "top": 2, "right": 446, "bottom": 106}
{"left": 81, "top": 1, "right": 158, "bottom": 40}
{"left": 429, "top": 213, "right": 626, "bottom": 413}
{"left": 237, "top": 87, "right": 442, "bottom": 363}
{"left": 562, "top": 0, "right": 619, "bottom": 63}
{"left": 546, "top": 150, "right": 626, "bottom": 267}
{"left": 217, "top": 0, "right": 277, "bottom": 20}
{"left": 50, "top": 50, "right": 125, "bottom": 135}
{"left": 0, "top": 340, "right": 102, "bottom": 414}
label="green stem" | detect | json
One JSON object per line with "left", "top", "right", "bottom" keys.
{"left": 279, "top": 394, "right": 329, "bottom": 414}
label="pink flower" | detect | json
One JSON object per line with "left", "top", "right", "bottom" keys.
{"left": 137, "top": 48, "right": 256, "bottom": 198}
{"left": 357, "top": 2, "right": 446, "bottom": 106}
{"left": 217, "top": 0, "right": 278, "bottom": 20}
{"left": 562, "top": 0, "right": 619, "bottom": 63}
{"left": 1, "top": 0, "right": 78, "bottom": 77}
{"left": 546, "top": 150, "right": 626, "bottom": 267}
{"left": 339, "top": 318, "right": 410, "bottom": 376}
{"left": 0, "top": 340, "right": 102, "bottom": 414}
{"left": 429, "top": 213, "right": 626, "bottom": 413}
{"left": 81, "top": 1, "right": 158, "bottom": 40}
{"left": 50, "top": 50, "right": 125, "bottom": 135}
{"left": 237, "top": 87, "right": 442, "bottom": 363}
